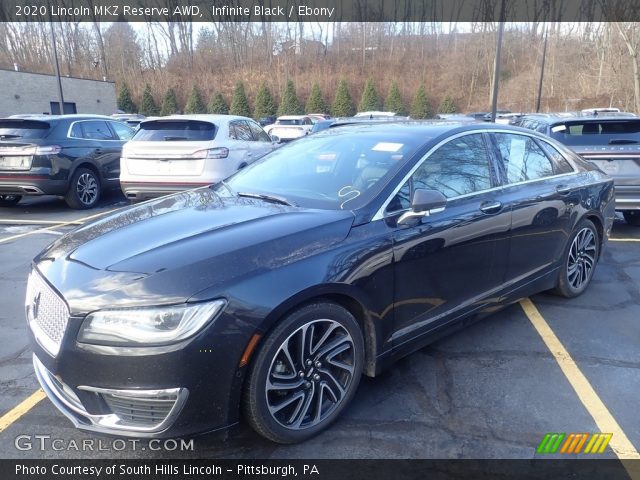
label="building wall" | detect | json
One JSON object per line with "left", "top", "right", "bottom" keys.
{"left": 0, "top": 69, "right": 116, "bottom": 117}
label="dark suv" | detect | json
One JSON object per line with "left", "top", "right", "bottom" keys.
{"left": 515, "top": 112, "right": 640, "bottom": 225}
{"left": 0, "top": 115, "right": 134, "bottom": 209}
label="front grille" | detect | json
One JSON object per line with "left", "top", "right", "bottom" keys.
{"left": 25, "top": 270, "right": 69, "bottom": 357}
{"left": 102, "top": 392, "right": 179, "bottom": 427}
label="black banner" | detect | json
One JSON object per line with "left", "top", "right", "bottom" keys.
{"left": 1, "top": 459, "right": 636, "bottom": 480}
{"left": 2, "top": 0, "right": 640, "bottom": 23}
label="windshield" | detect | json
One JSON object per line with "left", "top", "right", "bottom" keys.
{"left": 0, "top": 120, "right": 51, "bottom": 140}
{"left": 220, "top": 129, "right": 426, "bottom": 210}
{"left": 132, "top": 120, "right": 217, "bottom": 141}
{"left": 551, "top": 120, "right": 640, "bottom": 146}
{"left": 277, "top": 119, "right": 304, "bottom": 126}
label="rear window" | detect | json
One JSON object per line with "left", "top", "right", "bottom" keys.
{"left": 0, "top": 120, "right": 51, "bottom": 140}
{"left": 551, "top": 120, "right": 640, "bottom": 146}
{"left": 277, "top": 119, "right": 303, "bottom": 126}
{"left": 132, "top": 120, "right": 216, "bottom": 141}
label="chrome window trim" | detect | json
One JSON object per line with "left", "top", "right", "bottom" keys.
{"left": 66, "top": 119, "right": 121, "bottom": 142}
{"left": 372, "top": 129, "right": 580, "bottom": 221}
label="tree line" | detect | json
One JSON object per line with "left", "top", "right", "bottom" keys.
{"left": 118, "top": 78, "right": 458, "bottom": 118}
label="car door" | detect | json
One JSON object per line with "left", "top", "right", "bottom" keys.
{"left": 73, "top": 120, "right": 121, "bottom": 184}
{"left": 487, "top": 132, "right": 578, "bottom": 286}
{"left": 387, "top": 132, "right": 511, "bottom": 350}
{"left": 247, "top": 119, "right": 276, "bottom": 159}
{"left": 228, "top": 120, "right": 254, "bottom": 168}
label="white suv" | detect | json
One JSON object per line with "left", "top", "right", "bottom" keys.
{"left": 120, "top": 115, "right": 276, "bottom": 201}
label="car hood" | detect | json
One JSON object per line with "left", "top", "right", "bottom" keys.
{"left": 34, "top": 188, "right": 355, "bottom": 314}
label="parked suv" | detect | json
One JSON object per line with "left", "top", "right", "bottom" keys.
{"left": 0, "top": 115, "right": 134, "bottom": 208}
{"left": 120, "top": 115, "right": 276, "bottom": 201}
{"left": 515, "top": 112, "right": 640, "bottom": 225}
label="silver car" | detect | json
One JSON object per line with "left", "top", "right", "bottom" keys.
{"left": 120, "top": 115, "right": 276, "bottom": 201}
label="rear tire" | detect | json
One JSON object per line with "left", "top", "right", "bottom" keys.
{"left": 65, "top": 168, "right": 101, "bottom": 209}
{"left": 552, "top": 219, "right": 599, "bottom": 298}
{"left": 623, "top": 211, "right": 640, "bottom": 226}
{"left": 0, "top": 194, "right": 21, "bottom": 207}
{"left": 243, "top": 302, "right": 364, "bottom": 444}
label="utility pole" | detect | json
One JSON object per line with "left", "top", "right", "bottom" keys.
{"left": 490, "top": 0, "right": 507, "bottom": 122}
{"left": 49, "top": 21, "right": 65, "bottom": 115}
{"left": 535, "top": 27, "right": 549, "bottom": 113}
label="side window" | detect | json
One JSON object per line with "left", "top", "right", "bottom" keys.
{"left": 304, "top": 117, "right": 313, "bottom": 125}
{"left": 538, "top": 140, "right": 575, "bottom": 175}
{"left": 109, "top": 121, "right": 134, "bottom": 141}
{"left": 494, "top": 133, "right": 554, "bottom": 183}
{"left": 386, "top": 134, "right": 493, "bottom": 212}
{"left": 79, "top": 121, "right": 115, "bottom": 140}
{"left": 230, "top": 121, "right": 253, "bottom": 141}
{"left": 535, "top": 123, "right": 548, "bottom": 134}
{"left": 69, "top": 123, "right": 83, "bottom": 138}
{"left": 248, "top": 121, "right": 271, "bottom": 142}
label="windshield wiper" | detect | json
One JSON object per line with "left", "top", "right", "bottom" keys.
{"left": 237, "top": 191, "right": 296, "bottom": 206}
{"left": 609, "top": 138, "right": 638, "bottom": 145}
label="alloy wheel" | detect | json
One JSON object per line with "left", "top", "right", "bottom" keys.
{"left": 76, "top": 173, "right": 98, "bottom": 206}
{"left": 567, "top": 227, "right": 597, "bottom": 290}
{"left": 265, "top": 319, "right": 356, "bottom": 430}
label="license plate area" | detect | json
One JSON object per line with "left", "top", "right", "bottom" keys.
{"left": 0, "top": 155, "right": 31, "bottom": 170}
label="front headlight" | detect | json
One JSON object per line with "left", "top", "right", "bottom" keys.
{"left": 77, "top": 300, "right": 226, "bottom": 346}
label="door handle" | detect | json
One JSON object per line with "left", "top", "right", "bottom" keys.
{"left": 479, "top": 201, "right": 503, "bottom": 214}
{"left": 95, "top": 148, "right": 103, "bottom": 154}
{"left": 556, "top": 185, "right": 572, "bottom": 195}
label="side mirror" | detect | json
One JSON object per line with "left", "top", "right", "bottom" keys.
{"left": 270, "top": 134, "right": 280, "bottom": 143}
{"left": 398, "top": 189, "right": 447, "bottom": 225}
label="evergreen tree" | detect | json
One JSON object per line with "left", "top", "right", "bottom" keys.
{"left": 160, "top": 88, "right": 179, "bottom": 116}
{"left": 384, "top": 81, "right": 407, "bottom": 116}
{"left": 139, "top": 84, "right": 159, "bottom": 117}
{"left": 207, "top": 92, "right": 229, "bottom": 114}
{"left": 229, "top": 81, "right": 251, "bottom": 117}
{"left": 277, "top": 80, "right": 304, "bottom": 116}
{"left": 439, "top": 95, "right": 458, "bottom": 114}
{"left": 410, "top": 85, "right": 433, "bottom": 119}
{"left": 253, "top": 82, "right": 276, "bottom": 119}
{"left": 305, "top": 83, "right": 328, "bottom": 114}
{"left": 117, "top": 83, "right": 137, "bottom": 113}
{"left": 358, "top": 78, "right": 382, "bottom": 112}
{"left": 331, "top": 80, "right": 355, "bottom": 117}
{"left": 184, "top": 86, "right": 206, "bottom": 114}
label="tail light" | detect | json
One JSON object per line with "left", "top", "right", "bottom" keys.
{"left": 192, "top": 147, "right": 229, "bottom": 159}
{"left": 25, "top": 145, "right": 63, "bottom": 155}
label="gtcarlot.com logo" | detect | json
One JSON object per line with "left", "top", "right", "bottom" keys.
{"left": 14, "top": 435, "right": 194, "bottom": 452}
{"left": 537, "top": 432, "right": 612, "bottom": 454}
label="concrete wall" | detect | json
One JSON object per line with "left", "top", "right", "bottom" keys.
{"left": 0, "top": 69, "right": 117, "bottom": 117}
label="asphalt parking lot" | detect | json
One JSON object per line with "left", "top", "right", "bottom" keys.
{"left": 0, "top": 193, "right": 639, "bottom": 460}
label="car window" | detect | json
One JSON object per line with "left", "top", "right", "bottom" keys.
{"left": 0, "top": 120, "right": 51, "bottom": 139}
{"left": 109, "top": 121, "right": 134, "bottom": 141}
{"left": 535, "top": 123, "right": 548, "bottom": 134}
{"left": 247, "top": 121, "right": 271, "bottom": 142}
{"left": 132, "top": 120, "right": 216, "bottom": 141}
{"left": 494, "top": 133, "right": 554, "bottom": 183}
{"left": 230, "top": 121, "right": 254, "bottom": 141}
{"left": 76, "top": 121, "right": 115, "bottom": 140}
{"left": 387, "top": 133, "right": 493, "bottom": 212}
{"left": 551, "top": 120, "right": 640, "bottom": 146}
{"left": 537, "top": 140, "right": 574, "bottom": 175}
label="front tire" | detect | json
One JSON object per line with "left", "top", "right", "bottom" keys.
{"left": 65, "top": 168, "right": 101, "bottom": 209}
{"left": 552, "top": 219, "right": 599, "bottom": 298}
{"left": 623, "top": 211, "right": 640, "bottom": 226}
{"left": 243, "top": 302, "right": 364, "bottom": 443}
{"left": 0, "top": 194, "right": 21, "bottom": 207}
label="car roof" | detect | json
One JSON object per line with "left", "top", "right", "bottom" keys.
{"left": 277, "top": 115, "right": 308, "bottom": 120}
{"left": 4, "top": 114, "right": 116, "bottom": 124}
{"left": 319, "top": 120, "right": 533, "bottom": 138}
{"left": 519, "top": 112, "right": 638, "bottom": 124}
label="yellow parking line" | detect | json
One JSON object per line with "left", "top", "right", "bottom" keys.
{"left": 0, "top": 389, "right": 46, "bottom": 434}
{"left": 0, "top": 219, "right": 84, "bottom": 225}
{"left": 609, "top": 238, "right": 640, "bottom": 242}
{"left": 520, "top": 298, "right": 640, "bottom": 460}
{"left": 0, "top": 208, "right": 119, "bottom": 245}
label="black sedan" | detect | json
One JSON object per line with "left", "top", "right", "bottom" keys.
{"left": 27, "top": 122, "right": 615, "bottom": 443}
{"left": 0, "top": 115, "right": 134, "bottom": 208}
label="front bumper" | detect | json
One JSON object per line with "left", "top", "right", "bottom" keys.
{"left": 34, "top": 355, "right": 189, "bottom": 437}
